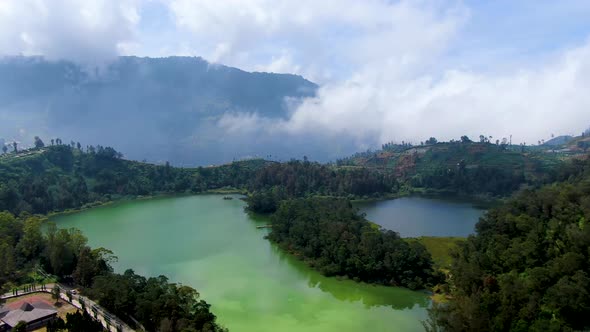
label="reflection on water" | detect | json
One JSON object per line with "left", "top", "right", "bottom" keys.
{"left": 270, "top": 244, "right": 429, "bottom": 310}
{"left": 357, "top": 196, "right": 486, "bottom": 237}
{"left": 52, "top": 195, "right": 430, "bottom": 332}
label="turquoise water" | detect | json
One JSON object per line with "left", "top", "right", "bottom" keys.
{"left": 52, "top": 195, "right": 430, "bottom": 332}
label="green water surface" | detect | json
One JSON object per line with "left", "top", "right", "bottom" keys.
{"left": 52, "top": 195, "right": 429, "bottom": 331}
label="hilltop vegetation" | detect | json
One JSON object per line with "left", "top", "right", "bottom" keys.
{"left": 3, "top": 134, "right": 584, "bottom": 218}
{"left": 245, "top": 160, "right": 400, "bottom": 213}
{"left": 337, "top": 136, "right": 584, "bottom": 197}
{"left": 427, "top": 157, "right": 590, "bottom": 331}
{"left": 0, "top": 142, "right": 403, "bottom": 216}
{"left": 0, "top": 143, "right": 265, "bottom": 215}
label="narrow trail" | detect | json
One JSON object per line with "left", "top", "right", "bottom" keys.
{"left": 1, "top": 283, "right": 136, "bottom": 332}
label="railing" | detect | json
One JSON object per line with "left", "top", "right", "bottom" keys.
{"left": 1, "top": 283, "right": 135, "bottom": 332}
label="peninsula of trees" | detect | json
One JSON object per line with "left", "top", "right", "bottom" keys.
{"left": 268, "top": 197, "right": 437, "bottom": 289}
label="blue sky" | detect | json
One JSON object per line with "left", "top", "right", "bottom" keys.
{"left": 1, "top": 0, "right": 590, "bottom": 144}
{"left": 131, "top": 1, "right": 590, "bottom": 74}
{"left": 110, "top": 0, "right": 590, "bottom": 85}
{"left": 455, "top": 0, "right": 590, "bottom": 69}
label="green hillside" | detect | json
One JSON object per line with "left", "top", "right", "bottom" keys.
{"left": 0, "top": 144, "right": 267, "bottom": 215}
{"left": 427, "top": 155, "right": 590, "bottom": 331}
{"left": 337, "top": 140, "right": 585, "bottom": 197}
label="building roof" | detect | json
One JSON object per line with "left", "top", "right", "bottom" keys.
{"left": 0, "top": 301, "right": 57, "bottom": 327}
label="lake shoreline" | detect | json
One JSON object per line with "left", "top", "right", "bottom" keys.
{"left": 45, "top": 188, "right": 247, "bottom": 220}
{"left": 52, "top": 194, "right": 431, "bottom": 332}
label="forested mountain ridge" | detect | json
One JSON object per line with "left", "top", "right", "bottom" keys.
{"left": 0, "top": 144, "right": 267, "bottom": 215}
{"left": 0, "top": 56, "right": 317, "bottom": 165}
{"left": 0, "top": 56, "right": 316, "bottom": 118}
{"left": 426, "top": 155, "right": 590, "bottom": 331}
{"left": 3, "top": 137, "right": 584, "bottom": 216}
{"left": 337, "top": 138, "right": 587, "bottom": 197}
{"left": 2, "top": 137, "right": 590, "bottom": 330}
{"left": 0, "top": 142, "right": 406, "bottom": 216}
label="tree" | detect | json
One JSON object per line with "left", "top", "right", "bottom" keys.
{"left": 44, "top": 224, "right": 85, "bottom": 277}
{"left": 65, "top": 311, "right": 104, "bottom": 332}
{"left": 47, "top": 317, "right": 66, "bottom": 332}
{"left": 34, "top": 136, "right": 45, "bottom": 149}
{"left": 16, "top": 217, "right": 44, "bottom": 261}
{"left": 428, "top": 166, "right": 590, "bottom": 330}
{"left": 0, "top": 242, "right": 16, "bottom": 281}
{"left": 12, "top": 321, "right": 27, "bottom": 332}
{"left": 76, "top": 142, "right": 82, "bottom": 150}
{"left": 426, "top": 137, "right": 438, "bottom": 145}
{"left": 52, "top": 285, "right": 61, "bottom": 304}
{"left": 1, "top": 145, "right": 6, "bottom": 154}
{"left": 460, "top": 136, "right": 472, "bottom": 143}
{"left": 12, "top": 141, "right": 17, "bottom": 153}
{"left": 51, "top": 139, "right": 55, "bottom": 146}
{"left": 479, "top": 135, "right": 486, "bottom": 143}
{"left": 73, "top": 247, "right": 115, "bottom": 287}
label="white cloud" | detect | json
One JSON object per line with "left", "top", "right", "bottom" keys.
{"left": 182, "top": 0, "right": 590, "bottom": 146}
{"left": 276, "top": 39, "right": 590, "bottom": 145}
{"left": 1, "top": 0, "right": 589, "bottom": 151}
{"left": 165, "top": 0, "right": 468, "bottom": 81}
{"left": 254, "top": 51, "right": 301, "bottom": 74}
{"left": 0, "top": 0, "right": 140, "bottom": 63}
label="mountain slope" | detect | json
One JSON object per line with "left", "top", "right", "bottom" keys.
{"left": 427, "top": 156, "right": 590, "bottom": 331}
{"left": 337, "top": 141, "right": 583, "bottom": 196}
{"left": 543, "top": 135, "right": 573, "bottom": 146}
{"left": 0, "top": 56, "right": 317, "bottom": 165}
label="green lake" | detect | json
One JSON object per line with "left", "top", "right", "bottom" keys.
{"left": 51, "top": 195, "right": 473, "bottom": 331}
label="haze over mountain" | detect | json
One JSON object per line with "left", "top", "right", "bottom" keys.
{"left": 0, "top": 56, "right": 324, "bottom": 165}
{"left": 2, "top": 1, "right": 590, "bottom": 165}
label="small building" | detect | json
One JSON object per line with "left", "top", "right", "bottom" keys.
{"left": 0, "top": 301, "right": 58, "bottom": 331}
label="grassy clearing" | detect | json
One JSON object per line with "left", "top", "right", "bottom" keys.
{"left": 406, "top": 236, "right": 466, "bottom": 268}
{"left": 405, "top": 237, "right": 466, "bottom": 303}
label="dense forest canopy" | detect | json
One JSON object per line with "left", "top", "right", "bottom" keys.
{"left": 268, "top": 197, "right": 438, "bottom": 289}
{"left": 427, "top": 157, "right": 590, "bottom": 331}
{"left": 0, "top": 143, "right": 402, "bottom": 216}
{"left": 3, "top": 134, "right": 585, "bottom": 217}
{"left": 2, "top": 135, "right": 590, "bottom": 331}
{"left": 0, "top": 144, "right": 264, "bottom": 215}
{"left": 338, "top": 136, "right": 585, "bottom": 197}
